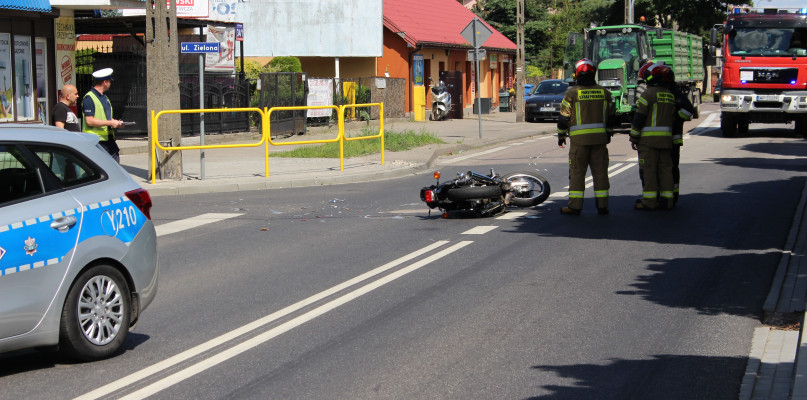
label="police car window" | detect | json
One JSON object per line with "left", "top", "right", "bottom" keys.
{"left": 27, "top": 145, "right": 101, "bottom": 188}
{"left": 0, "top": 144, "right": 45, "bottom": 205}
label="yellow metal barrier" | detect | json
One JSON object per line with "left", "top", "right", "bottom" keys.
{"left": 150, "top": 103, "right": 385, "bottom": 182}
{"left": 264, "top": 105, "right": 343, "bottom": 174}
{"left": 150, "top": 108, "right": 267, "bottom": 184}
{"left": 340, "top": 103, "right": 385, "bottom": 171}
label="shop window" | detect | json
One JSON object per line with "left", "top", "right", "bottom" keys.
{"left": 0, "top": 33, "right": 41, "bottom": 123}
{"left": 35, "top": 38, "right": 47, "bottom": 124}
{"left": 14, "top": 35, "right": 35, "bottom": 122}
{"left": 0, "top": 33, "right": 12, "bottom": 121}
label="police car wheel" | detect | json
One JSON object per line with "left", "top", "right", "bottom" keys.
{"left": 59, "top": 265, "right": 131, "bottom": 361}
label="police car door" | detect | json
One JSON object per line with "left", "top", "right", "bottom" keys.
{"left": 0, "top": 143, "right": 83, "bottom": 339}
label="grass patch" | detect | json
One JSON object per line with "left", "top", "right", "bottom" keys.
{"left": 269, "top": 128, "right": 444, "bottom": 158}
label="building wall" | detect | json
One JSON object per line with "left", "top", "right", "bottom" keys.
{"left": 234, "top": 0, "right": 382, "bottom": 58}
{"left": 377, "top": 28, "right": 411, "bottom": 111}
{"left": 298, "top": 57, "right": 376, "bottom": 79}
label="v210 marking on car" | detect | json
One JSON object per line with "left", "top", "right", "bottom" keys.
{"left": 0, "top": 196, "right": 146, "bottom": 276}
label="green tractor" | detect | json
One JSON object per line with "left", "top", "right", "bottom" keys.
{"left": 564, "top": 25, "right": 702, "bottom": 122}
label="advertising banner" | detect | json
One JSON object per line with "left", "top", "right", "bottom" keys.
{"left": 122, "top": 0, "right": 208, "bottom": 17}
{"left": 210, "top": 0, "right": 238, "bottom": 22}
{"left": 14, "top": 35, "right": 34, "bottom": 121}
{"left": 0, "top": 33, "right": 12, "bottom": 121}
{"left": 306, "top": 79, "right": 333, "bottom": 118}
{"left": 413, "top": 54, "right": 424, "bottom": 86}
{"left": 54, "top": 16, "right": 75, "bottom": 87}
{"left": 205, "top": 25, "right": 235, "bottom": 72}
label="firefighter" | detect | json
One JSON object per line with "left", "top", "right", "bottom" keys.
{"left": 630, "top": 63, "right": 677, "bottom": 210}
{"left": 557, "top": 59, "right": 616, "bottom": 215}
{"left": 663, "top": 67, "right": 696, "bottom": 204}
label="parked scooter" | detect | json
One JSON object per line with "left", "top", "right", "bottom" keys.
{"left": 429, "top": 78, "right": 452, "bottom": 121}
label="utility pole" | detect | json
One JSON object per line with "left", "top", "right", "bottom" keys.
{"left": 625, "top": 0, "right": 634, "bottom": 24}
{"left": 147, "top": 0, "right": 181, "bottom": 179}
{"left": 516, "top": 0, "right": 525, "bottom": 122}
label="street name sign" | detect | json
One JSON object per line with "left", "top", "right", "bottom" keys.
{"left": 180, "top": 42, "right": 220, "bottom": 53}
{"left": 467, "top": 48, "right": 487, "bottom": 61}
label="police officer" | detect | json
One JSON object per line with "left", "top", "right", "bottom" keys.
{"left": 83, "top": 68, "right": 124, "bottom": 163}
{"left": 630, "top": 63, "right": 676, "bottom": 210}
{"left": 557, "top": 59, "right": 616, "bottom": 215}
{"left": 663, "top": 67, "right": 696, "bottom": 204}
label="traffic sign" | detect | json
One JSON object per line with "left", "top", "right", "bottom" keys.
{"left": 461, "top": 18, "right": 493, "bottom": 48}
{"left": 180, "top": 42, "right": 220, "bottom": 53}
{"left": 467, "top": 48, "right": 487, "bottom": 61}
{"left": 236, "top": 23, "right": 244, "bottom": 42}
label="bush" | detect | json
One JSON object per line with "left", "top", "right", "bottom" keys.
{"left": 268, "top": 56, "right": 302, "bottom": 73}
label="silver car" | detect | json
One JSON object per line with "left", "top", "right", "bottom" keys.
{"left": 0, "top": 125, "right": 157, "bottom": 361}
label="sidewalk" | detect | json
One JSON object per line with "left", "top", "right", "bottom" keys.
{"left": 742, "top": 181, "right": 807, "bottom": 400}
{"left": 119, "top": 111, "right": 552, "bottom": 197}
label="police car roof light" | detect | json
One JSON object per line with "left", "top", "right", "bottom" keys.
{"left": 125, "top": 188, "right": 153, "bottom": 220}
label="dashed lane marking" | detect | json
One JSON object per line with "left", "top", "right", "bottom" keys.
{"left": 155, "top": 213, "right": 243, "bottom": 237}
{"left": 496, "top": 211, "right": 528, "bottom": 220}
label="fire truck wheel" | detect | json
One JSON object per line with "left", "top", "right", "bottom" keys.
{"left": 720, "top": 114, "right": 737, "bottom": 138}
{"left": 797, "top": 119, "right": 807, "bottom": 138}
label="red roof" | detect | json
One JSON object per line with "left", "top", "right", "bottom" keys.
{"left": 384, "top": 0, "right": 516, "bottom": 51}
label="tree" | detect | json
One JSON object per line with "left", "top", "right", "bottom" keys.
{"left": 603, "top": 0, "right": 730, "bottom": 36}
{"left": 472, "top": 0, "right": 552, "bottom": 67}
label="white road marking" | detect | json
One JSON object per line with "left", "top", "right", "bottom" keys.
{"left": 74, "top": 240, "right": 453, "bottom": 400}
{"left": 550, "top": 163, "right": 637, "bottom": 200}
{"left": 155, "top": 213, "right": 243, "bottom": 237}
{"left": 699, "top": 112, "right": 720, "bottom": 127}
{"left": 112, "top": 241, "right": 474, "bottom": 400}
{"left": 685, "top": 112, "right": 721, "bottom": 138}
{"left": 462, "top": 226, "right": 499, "bottom": 235}
{"left": 496, "top": 211, "right": 527, "bottom": 220}
{"left": 626, "top": 156, "right": 638, "bottom": 162}
{"left": 442, "top": 146, "right": 510, "bottom": 164}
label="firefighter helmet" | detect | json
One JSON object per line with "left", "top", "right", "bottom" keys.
{"left": 574, "top": 58, "right": 596, "bottom": 79}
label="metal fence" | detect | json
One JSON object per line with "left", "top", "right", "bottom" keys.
{"left": 76, "top": 44, "right": 251, "bottom": 136}
{"left": 76, "top": 45, "right": 406, "bottom": 138}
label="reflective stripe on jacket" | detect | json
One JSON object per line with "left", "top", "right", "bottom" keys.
{"left": 82, "top": 91, "right": 112, "bottom": 141}
{"left": 558, "top": 85, "right": 614, "bottom": 146}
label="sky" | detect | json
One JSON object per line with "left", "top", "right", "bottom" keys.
{"left": 750, "top": 0, "right": 806, "bottom": 9}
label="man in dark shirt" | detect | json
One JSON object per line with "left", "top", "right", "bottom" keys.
{"left": 51, "top": 84, "right": 81, "bottom": 132}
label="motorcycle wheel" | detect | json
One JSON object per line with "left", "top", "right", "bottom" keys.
{"left": 503, "top": 171, "right": 551, "bottom": 207}
{"left": 445, "top": 185, "right": 502, "bottom": 201}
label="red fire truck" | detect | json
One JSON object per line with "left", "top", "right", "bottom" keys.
{"left": 709, "top": 7, "right": 807, "bottom": 137}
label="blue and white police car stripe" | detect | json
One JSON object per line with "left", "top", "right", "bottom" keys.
{"left": 0, "top": 196, "right": 147, "bottom": 277}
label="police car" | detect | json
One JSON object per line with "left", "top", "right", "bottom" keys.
{"left": 0, "top": 125, "right": 157, "bottom": 361}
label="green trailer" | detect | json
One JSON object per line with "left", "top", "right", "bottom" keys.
{"left": 564, "top": 25, "right": 703, "bottom": 122}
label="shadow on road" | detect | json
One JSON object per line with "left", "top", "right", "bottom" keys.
{"left": 528, "top": 354, "right": 746, "bottom": 399}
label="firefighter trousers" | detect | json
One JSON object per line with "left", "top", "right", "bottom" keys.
{"left": 672, "top": 145, "right": 681, "bottom": 203}
{"left": 638, "top": 144, "right": 674, "bottom": 209}
{"left": 568, "top": 143, "right": 609, "bottom": 210}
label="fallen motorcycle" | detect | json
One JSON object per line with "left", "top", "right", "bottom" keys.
{"left": 419, "top": 169, "right": 550, "bottom": 217}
